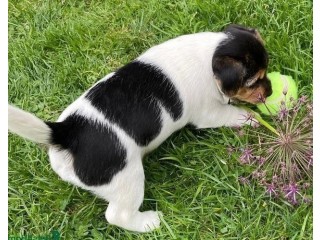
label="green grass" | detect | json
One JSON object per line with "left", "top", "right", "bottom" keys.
{"left": 8, "top": 0, "right": 312, "bottom": 239}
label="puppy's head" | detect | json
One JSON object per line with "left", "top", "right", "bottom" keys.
{"left": 212, "top": 24, "right": 272, "bottom": 104}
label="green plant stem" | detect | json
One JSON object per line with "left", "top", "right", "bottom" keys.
{"left": 241, "top": 106, "right": 280, "bottom": 136}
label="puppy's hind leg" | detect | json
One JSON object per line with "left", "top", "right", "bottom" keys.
{"left": 94, "top": 158, "right": 161, "bottom": 232}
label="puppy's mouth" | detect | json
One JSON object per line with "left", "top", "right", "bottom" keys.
{"left": 228, "top": 98, "right": 240, "bottom": 104}
{"left": 229, "top": 97, "right": 256, "bottom": 105}
{"left": 231, "top": 89, "right": 268, "bottom": 105}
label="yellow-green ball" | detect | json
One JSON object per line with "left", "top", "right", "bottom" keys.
{"left": 257, "top": 72, "right": 298, "bottom": 115}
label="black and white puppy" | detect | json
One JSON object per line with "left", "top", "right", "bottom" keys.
{"left": 8, "top": 24, "right": 272, "bottom": 232}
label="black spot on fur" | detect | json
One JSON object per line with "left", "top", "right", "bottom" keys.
{"left": 46, "top": 115, "right": 126, "bottom": 186}
{"left": 85, "top": 61, "right": 183, "bottom": 146}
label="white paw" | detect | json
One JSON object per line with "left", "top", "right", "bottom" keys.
{"left": 105, "top": 208, "right": 161, "bottom": 233}
{"left": 140, "top": 210, "right": 161, "bottom": 232}
{"left": 234, "top": 110, "right": 260, "bottom": 128}
{"left": 248, "top": 118, "right": 260, "bottom": 128}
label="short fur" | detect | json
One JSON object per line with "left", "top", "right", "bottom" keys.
{"left": 8, "top": 25, "right": 272, "bottom": 232}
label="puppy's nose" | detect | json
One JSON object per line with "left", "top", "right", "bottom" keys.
{"left": 265, "top": 78, "right": 273, "bottom": 97}
{"left": 266, "top": 87, "right": 272, "bottom": 97}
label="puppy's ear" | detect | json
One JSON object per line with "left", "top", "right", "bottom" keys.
{"left": 212, "top": 56, "right": 245, "bottom": 95}
{"left": 224, "top": 24, "right": 264, "bottom": 45}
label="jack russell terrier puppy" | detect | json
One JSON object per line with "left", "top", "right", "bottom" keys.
{"left": 9, "top": 24, "right": 272, "bottom": 232}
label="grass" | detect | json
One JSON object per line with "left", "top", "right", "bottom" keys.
{"left": 8, "top": 0, "right": 312, "bottom": 239}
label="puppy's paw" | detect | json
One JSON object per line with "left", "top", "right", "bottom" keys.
{"left": 140, "top": 210, "right": 161, "bottom": 232}
{"left": 243, "top": 112, "right": 260, "bottom": 128}
{"left": 105, "top": 209, "right": 161, "bottom": 233}
{"left": 232, "top": 110, "right": 260, "bottom": 128}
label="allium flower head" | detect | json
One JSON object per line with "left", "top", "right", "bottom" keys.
{"left": 235, "top": 91, "right": 312, "bottom": 205}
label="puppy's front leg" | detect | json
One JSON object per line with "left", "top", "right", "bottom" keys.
{"left": 193, "top": 104, "right": 258, "bottom": 129}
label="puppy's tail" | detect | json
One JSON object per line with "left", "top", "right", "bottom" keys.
{"left": 8, "top": 105, "right": 52, "bottom": 144}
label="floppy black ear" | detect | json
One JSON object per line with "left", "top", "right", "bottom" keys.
{"left": 212, "top": 56, "right": 245, "bottom": 94}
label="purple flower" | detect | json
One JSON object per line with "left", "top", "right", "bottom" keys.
{"left": 258, "top": 156, "right": 266, "bottom": 165}
{"left": 257, "top": 93, "right": 266, "bottom": 103}
{"left": 252, "top": 170, "right": 263, "bottom": 179}
{"left": 253, "top": 156, "right": 267, "bottom": 165}
{"left": 298, "top": 95, "right": 308, "bottom": 104}
{"left": 283, "top": 183, "right": 301, "bottom": 205}
{"left": 278, "top": 107, "right": 289, "bottom": 121}
{"left": 267, "top": 148, "right": 274, "bottom": 154}
{"left": 265, "top": 182, "right": 277, "bottom": 197}
{"left": 239, "top": 148, "right": 253, "bottom": 164}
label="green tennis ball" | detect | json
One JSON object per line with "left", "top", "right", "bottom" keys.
{"left": 257, "top": 72, "right": 298, "bottom": 115}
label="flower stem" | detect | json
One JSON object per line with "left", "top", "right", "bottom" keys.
{"left": 240, "top": 106, "right": 280, "bottom": 136}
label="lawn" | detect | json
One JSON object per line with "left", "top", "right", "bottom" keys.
{"left": 8, "top": 0, "right": 313, "bottom": 239}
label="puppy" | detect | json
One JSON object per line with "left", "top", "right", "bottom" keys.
{"left": 8, "top": 24, "right": 272, "bottom": 232}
